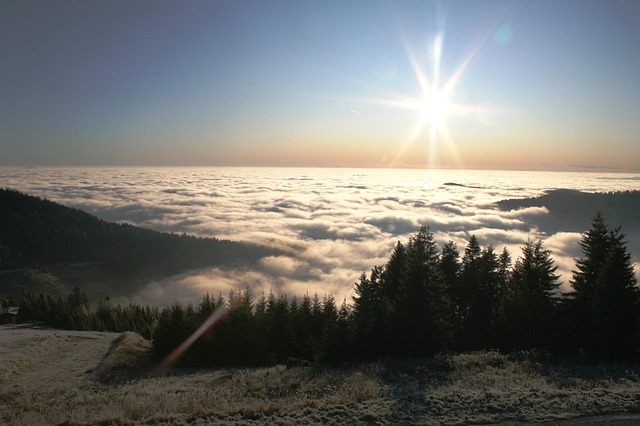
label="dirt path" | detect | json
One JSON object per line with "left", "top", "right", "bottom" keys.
{"left": 0, "top": 324, "right": 117, "bottom": 392}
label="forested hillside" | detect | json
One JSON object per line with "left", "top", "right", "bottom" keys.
{"left": 3, "top": 188, "right": 639, "bottom": 366}
{"left": 496, "top": 189, "right": 640, "bottom": 234}
{"left": 0, "top": 189, "right": 277, "bottom": 299}
{"left": 145, "top": 214, "right": 636, "bottom": 366}
{"left": 4, "top": 202, "right": 638, "bottom": 365}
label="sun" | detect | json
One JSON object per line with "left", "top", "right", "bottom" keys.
{"left": 355, "top": 30, "right": 491, "bottom": 168}
{"left": 420, "top": 87, "right": 452, "bottom": 124}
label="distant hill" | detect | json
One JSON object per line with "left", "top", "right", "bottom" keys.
{"left": 496, "top": 189, "right": 640, "bottom": 269}
{"left": 0, "top": 189, "right": 278, "bottom": 299}
{"left": 496, "top": 189, "right": 640, "bottom": 235}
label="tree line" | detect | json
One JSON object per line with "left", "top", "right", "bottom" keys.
{"left": 6, "top": 212, "right": 638, "bottom": 366}
{"left": 13, "top": 288, "right": 159, "bottom": 339}
{"left": 352, "top": 212, "right": 639, "bottom": 359}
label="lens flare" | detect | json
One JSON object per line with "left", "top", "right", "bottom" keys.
{"left": 153, "top": 303, "right": 232, "bottom": 374}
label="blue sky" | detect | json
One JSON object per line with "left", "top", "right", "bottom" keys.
{"left": 2, "top": 0, "right": 639, "bottom": 171}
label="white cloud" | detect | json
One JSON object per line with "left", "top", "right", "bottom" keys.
{"left": 3, "top": 167, "right": 639, "bottom": 305}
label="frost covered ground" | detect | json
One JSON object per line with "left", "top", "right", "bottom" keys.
{"left": 2, "top": 324, "right": 640, "bottom": 425}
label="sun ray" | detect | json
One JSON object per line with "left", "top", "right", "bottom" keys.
{"left": 348, "top": 11, "right": 509, "bottom": 169}
{"left": 389, "top": 107, "right": 432, "bottom": 166}
{"left": 407, "top": 48, "right": 432, "bottom": 96}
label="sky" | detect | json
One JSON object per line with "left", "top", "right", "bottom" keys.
{"left": 2, "top": 0, "right": 640, "bottom": 171}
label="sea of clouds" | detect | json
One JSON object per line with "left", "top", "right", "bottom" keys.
{"left": 2, "top": 167, "right": 639, "bottom": 306}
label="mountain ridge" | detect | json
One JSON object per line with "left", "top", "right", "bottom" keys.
{"left": 0, "top": 188, "right": 277, "bottom": 299}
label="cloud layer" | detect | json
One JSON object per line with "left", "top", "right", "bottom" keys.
{"left": 2, "top": 167, "right": 639, "bottom": 305}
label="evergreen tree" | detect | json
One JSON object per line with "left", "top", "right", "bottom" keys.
{"left": 65, "top": 287, "right": 91, "bottom": 330}
{"left": 569, "top": 213, "right": 611, "bottom": 351}
{"left": 439, "top": 241, "right": 462, "bottom": 344}
{"left": 319, "top": 295, "right": 341, "bottom": 362}
{"left": 572, "top": 212, "right": 610, "bottom": 303}
{"left": 352, "top": 268, "right": 387, "bottom": 358}
{"left": 381, "top": 241, "right": 407, "bottom": 301}
{"left": 221, "top": 289, "right": 255, "bottom": 365}
{"left": 95, "top": 297, "right": 117, "bottom": 331}
{"left": 459, "top": 235, "right": 482, "bottom": 331}
{"left": 477, "top": 245, "right": 503, "bottom": 347}
{"left": 591, "top": 228, "right": 639, "bottom": 359}
{"left": 439, "top": 241, "right": 461, "bottom": 303}
{"left": 294, "top": 293, "right": 317, "bottom": 360}
{"left": 497, "top": 247, "right": 512, "bottom": 291}
{"left": 333, "top": 298, "right": 353, "bottom": 361}
{"left": 458, "top": 237, "right": 502, "bottom": 349}
{"left": 264, "top": 292, "right": 294, "bottom": 363}
{"left": 504, "top": 240, "right": 560, "bottom": 349}
{"left": 568, "top": 212, "right": 640, "bottom": 357}
{"left": 153, "top": 302, "right": 188, "bottom": 360}
{"left": 395, "top": 226, "right": 451, "bottom": 353}
{"left": 493, "top": 247, "right": 512, "bottom": 348}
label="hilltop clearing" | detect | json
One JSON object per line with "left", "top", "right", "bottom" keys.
{"left": 2, "top": 325, "right": 640, "bottom": 425}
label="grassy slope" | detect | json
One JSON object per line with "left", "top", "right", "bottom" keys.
{"left": 2, "top": 326, "right": 640, "bottom": 425}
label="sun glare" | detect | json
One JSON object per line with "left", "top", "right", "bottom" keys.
{"left": 420, "top": 87, "right": 451, "bottom": 123}
{"left": 356, "top": 22, "right": 498, "bottom": 169}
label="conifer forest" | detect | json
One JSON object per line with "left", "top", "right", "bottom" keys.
{"left": 6, "top": 212, "right": 638, "bottom": 367}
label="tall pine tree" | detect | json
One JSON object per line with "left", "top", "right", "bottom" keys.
{"left": 503, "top": 240, "right": 560, "bottom": 350}
{"left": 569, "top": 212, "right": 639, "bottom": 358}
{"left": 591, "top": 228, "right": 639, "bottom": 359}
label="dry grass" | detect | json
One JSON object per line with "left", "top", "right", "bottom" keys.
{"left": 93, "top": 331, "right": 153, "bottom": 384}
{"left": 2, "top": 326, "right": 640, "bottom": 425}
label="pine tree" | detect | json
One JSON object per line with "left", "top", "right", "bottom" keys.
{"left": 95, "top": 297, "right": 116, "bottom": 331}
{"left": 440, "top": 241, "right": 462, "bottom": 345}
{"left": 506, "top": 240, "right": 560, "bottom": 349}
{"left": 295, "top": 293, "right": 316, "bottom": 360}
{"left": 572, "top": 212, "right": 610, "bottom": 303}
{"left": 220, "top": 289, "right": 255, "bottom": 365}
{"left": 439, "top": 240, "right": 461, "bottom": 305}
{"left": 497, "top": 247, "right": 512, "bottom": 290}
{"left": 569, "top": 213, "right": 611, "bottom": 351}
{"left": 335, "top": 298, "right": 353, "bottom": 361}
{"left": 381, "top": 241, "right": 407, "bottom": 300}
{"left": 568, "top": 212, "right": 640, "bottom": 357}
{"left": 264, "top": 293, "right": 294, "bottom": 363}
{"left": 153, "top": 302, "right": 187, "bottom": 362}
{"left": 591, "top": 228, "right": 639, "bottom": 359}
{"left": 318, "top": 295, "right": 340, "bottom": 362}
{"left": 352, "top": 268, "right": 387, "bottom": 358}
{"left": 459, "top": 236, "right": 482, "bottom": 330}
{"left": 458, "top": 236, "right": 503, "bottom": 349}
{"left": 395, "top": 226, "right": 450, "bottom": 353}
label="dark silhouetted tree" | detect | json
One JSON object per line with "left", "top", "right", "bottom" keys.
{"left": 352, "top": 268, "right": 388, "bottom": 358}
{"left": 591, "top": 228, "right": 639, "bottom": 359}
{"left": 396, "top": 226, "right": 452, "bottom": 353}
{"left": 568, "top": 212, "right": 640, "bottom": 358}
{"left": 572, "top": 212, "right": 610, "bottom": 301}
{"left": 503, "top": 240, "right": 560, "bottom": 350}
{"left": 458, "top": 237, "right": 503, "bottom": 349}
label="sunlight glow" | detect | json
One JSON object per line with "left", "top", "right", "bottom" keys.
{"left": 358, "top": 23, "right": 498, "bottom": 169}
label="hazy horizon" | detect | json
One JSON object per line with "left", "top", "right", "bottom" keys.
{"left": 3, "top": 164, "right": 640, "bottom": 174}
{"left": 2, "top": 1, "right": 640, "bottom": 171}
